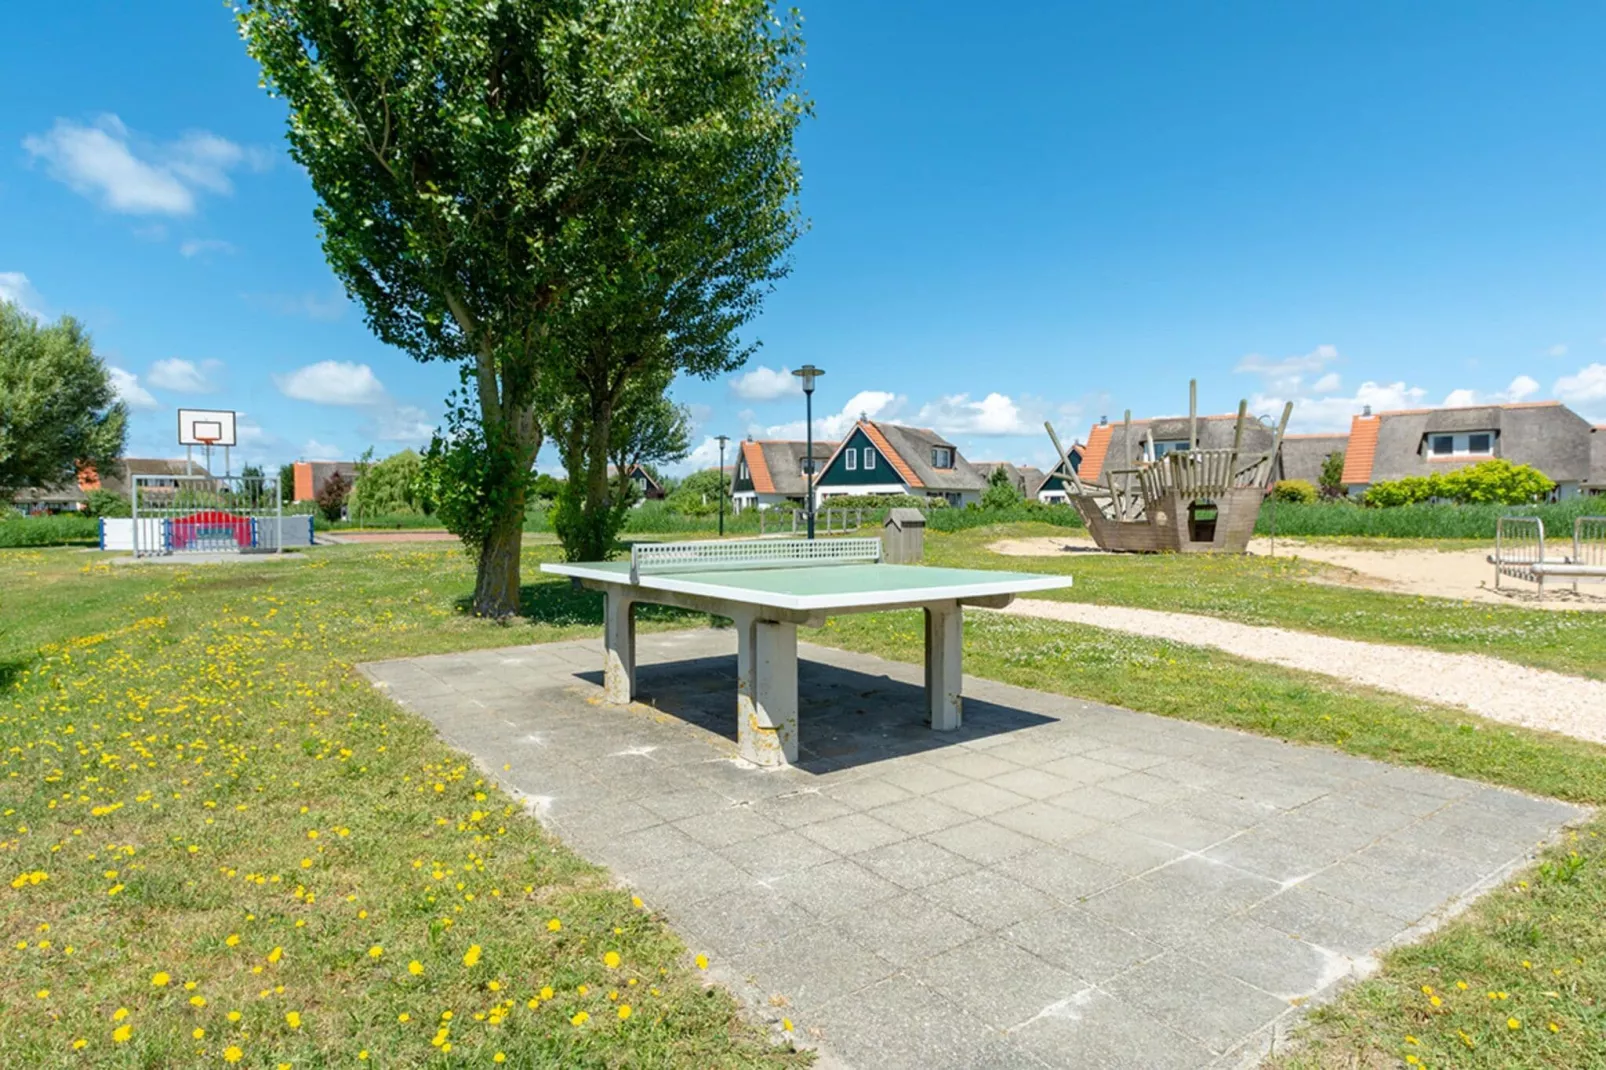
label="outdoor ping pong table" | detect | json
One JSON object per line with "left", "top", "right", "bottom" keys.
{"left": 541, "top": 538, "right": 1073, "bottom": 767}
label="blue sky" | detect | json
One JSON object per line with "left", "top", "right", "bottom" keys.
{"left": 4, "top": 2, "right": 1605, "bottom": 475}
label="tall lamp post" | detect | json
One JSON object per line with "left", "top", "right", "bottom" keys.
{"left": 792, "top": 365, "right": 825, "bottom": 539}
{"left": 715, "top": 434, "right": 730, "bottom": 537}
{"left": 1259, "top": 413, "right": 1278, "bottom": 558}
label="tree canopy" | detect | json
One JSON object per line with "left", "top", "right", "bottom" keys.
{"left": 240, "top": 0, "right": 807, "bottom": 614}
{"left": 0, "top": 300, "right": 127, "bottom": 498}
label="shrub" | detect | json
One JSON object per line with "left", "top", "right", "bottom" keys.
{"left": 982, "top": 467, "right": 1024, "bottom": 510}
{"left": 0, "top": 513, "right": 100, "bottom": 547}
{"left": 1363, "top": 459, "right": 1553, "bottom": 508}
{"left": 84, "top": 489, "right": 131, "bottom": 517}
{"left": 316, "top": 470, "right": 350, "bottom": 522}
{"left": 1319, "top": 451, "right": 1346, "bottom": 498}
{"left": 1271, "top": 480, "right": 1318, "bottom": 504}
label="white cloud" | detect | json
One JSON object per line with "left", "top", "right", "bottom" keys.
{"left": 1548, "top": 343, "right": 1569, "bottom": 357}
{"left": 729, "top": 365, "right": 797, "bottom": 401}
{"left": 369, "top": 402, "right": 436, "bottom": 444}
{"left": 1440, "top": 374, "right": 1541, "bottom": 409}
{"left": 1311, "top": 372, "right": 1341, "bottom": 393}
{"left": 108, "top": 367, "right": 157, "bottom": 410}
{"left": 22, "top": 115, "right": 269, "bottom": 216}
{"left": 758, "top": 389, "right": 906, "bottom": 440}
{"left": 147, "top": 357, "right": 220, "bottom": 393}
{"left": 915, "top": 392, "right": 1042, "bottom": 436}
{"left": 275, "top": 360, "right": 389, "bottom": 405}
{"left": 302, "top": 439, "right": 344, "bottom": 461}
{"left": 1235, "top": 344, "right": 1340, "bottom": 397}
{"left": 240, "top": 290, "right": 348, "bottom": 321}
{"left": 1555, "top": 363, "right": 1606, "bottom": 405}
{"left": 669, "top": 435, "right": 727, "bottom": 475}
{"left": 1252, "top": 380, "right": 1428, "bottom": 433}
{"left": 0, "top": 271, "right": 45, "bottom": 318}
{"left": 179, "top": 238, "right": 235, "bottom": 258}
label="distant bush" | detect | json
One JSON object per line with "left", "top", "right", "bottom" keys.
{"left": 1259, "top": 497, "right": 1600, "bottom": 540}
{"left": 982, "top": 467, "right": 1024, "bottom": 510}
{"left": 816, "top": 494, "right": 942, "bottom": 512}
{"left": 0, "top": 513, "right": 100, "bottom": 547}
{"left": 927, "top": 500, "right": 1083, "bottom": 532}
{"left": 85, "top": 489, "right": 131, "bottom": 517}
{"left": 1362, "top": 459, "right": 1552, "bottom": 508}
{"left": 1271, "top": 480, "right": 1318, "bottom": 504}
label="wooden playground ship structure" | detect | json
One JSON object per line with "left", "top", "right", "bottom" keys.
{"left": 1044, "top": 381, "right": 1293, "bottom": 553}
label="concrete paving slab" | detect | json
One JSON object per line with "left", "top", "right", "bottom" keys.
{"left": 360, "top": 628, "right": 1587, "bottom": 1070}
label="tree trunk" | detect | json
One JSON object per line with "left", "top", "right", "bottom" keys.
{"left": 472, "top": 502, "right": 526, "bottom": 618}
{"left": 580, "top": 396, "right": 614, "bottom": 561}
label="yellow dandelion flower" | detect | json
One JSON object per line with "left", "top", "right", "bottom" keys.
{"left": 540, "top": 986, "right": 554, "bottom": 1000}
{"left": 190, "top": 996, "right": 207, "bottom": 1008}
{"left": 223, "top": 1046, "right": 243, "bottom": 1063}
{"left": 72, "top": 1039, "right": 87, "bottom": 1051}
{"left": 112, "top": 1025, "right": 132, "bottom": 1044}
{"left": 36, "top": 988, "right": 49, "bottom": 999}
{"left": 1549, "top": 1022, "right": 1561, "bottom": 1033}
{"left": 577, "top": 985, "right": 589, "bottom": 996}
{"left": 494, "top": 1054, "right": 506, "bottom": 1064}
{"left": 408, "top": 960, "right": 424, "bottom": 976}
{"left": 632, "top": 896, "right": 644, "bottom": 908}
{"left": 286, "top": 1011, "right": 302, "bottom": 1029}
{"left": 604, "top": 951, "right": 621, "bottom": 969}
{"left": 193, "top": 1028, "right": 205, "bottom": 1040}
{"left": 783, "top": 1017, "right": 793, "bottom": 1032}
{"left": 618, "top": 1005, "right": 632, "bottom": 1021}
{"left": 463, "top": 944, "right": 482, "bottom": 967}
{"left": 112, "top": 1008, "right": 129, "bottom": 1022}
{"left": 397, "top": 1013, "right": 411, "bottom": 1023}
{"left": 1508, "top": 1017, "right": 1522, "bottom": 1030}
{"left": 695, "top": 953, "right": 708, "bottom": 970}
{"left": 527, "top": 998, "right": 540, "bottom": 1009}
{"left": 368, "top": 946, "right": 383, "bottom": 959}
{"left": 227, "top": 1011, "right": 242, "bottom": 1023}
{"left": 226, "top": 934, "right": 240, "bottom": 947}
{"left": 358, "top": 1052, "right": 369, "bottom": 1061}
{"left": 152, "top": 971, "right": 171, "bottom": 987}
{"left": 570, "top": 1011, "right": 589, "bottom": 1026}
{"left": 267, "top": 946, "right": 283, "bottom": 963}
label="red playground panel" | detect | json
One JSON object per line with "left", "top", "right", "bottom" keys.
{"left": 169, "top": 510, "right": 254, "bottom": 551}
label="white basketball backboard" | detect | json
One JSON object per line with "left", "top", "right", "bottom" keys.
{"left": 177, "top": 408, "right": 238, "bottom": 447}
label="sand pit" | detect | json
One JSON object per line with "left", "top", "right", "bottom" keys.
{"left": 987, "top": 534, "right": 1606, "bottom": 611}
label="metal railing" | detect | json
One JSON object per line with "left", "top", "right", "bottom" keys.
{"left": 1491, "top": 515, "right": 1546, "bottom": 596}
{"left": 755, "top": 507, "right": 865, "bottom": 537}
{"left": 131, "top": 474, "right": 286, "bottom": 557}
{"left": 1572, "top": 516, "right": 1606, "bottom": 593}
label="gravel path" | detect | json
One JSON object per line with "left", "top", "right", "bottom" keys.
{"left": 1000, "top": 599, "right": 1606, "bottom": 745}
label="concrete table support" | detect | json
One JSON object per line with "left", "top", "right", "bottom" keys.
{"left": 735, "top": 614, "right": 800, "bottom": 766}
{"left": 603, "top": 591, "right": 636, "bottom": 703}
{"left": 924, "top": 601, "right": 964, "bottom": 730}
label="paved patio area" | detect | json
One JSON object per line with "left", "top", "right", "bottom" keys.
{"left": 361, "top": 628, "right": 1584, "bottom": 1070}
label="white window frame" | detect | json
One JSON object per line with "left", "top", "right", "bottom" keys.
{"left": 844, "top": 450, "right": 856, "bottom": 471}
{"left": 1427, "top": 432, "right": 1495, "bottom": 458}
{"left": 931, "top": 447, "right": 953, "bottom": 468}
{"left": 863, "top": 448, "right": 876, "bottom": 470}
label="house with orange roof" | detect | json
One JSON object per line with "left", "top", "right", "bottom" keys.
{"left": 1341, "top": 401, "right": 1602, "bottom": 499}
{"left": 1076, "top": 411, "right": 1290, "bottom": 483}
{"left": 730, "top": 439, "right": 837, "bottom": 512}
{"left": 811, "top": 419, "right": 987, "bottom": 508}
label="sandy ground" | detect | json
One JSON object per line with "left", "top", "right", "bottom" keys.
{"left": 987, "top": 534, "right": 1606, "bottom": 611}
{"left": 999, "top": 599, "right": 1606, "bottom": 745}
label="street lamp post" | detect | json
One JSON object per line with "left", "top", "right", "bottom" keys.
{"left": 715, "top": 434, "right": 730, "bottom": 537}
{"left": 792, "top": 365, "right": 825, "bottom": 539}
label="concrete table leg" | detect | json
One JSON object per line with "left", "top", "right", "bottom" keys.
{"left": 603, "top": 590, "right": 636, "bottom": 704}
{"left": 736, "top": 615, "right": 799, "bottom": 766}
{"left": 925, "top": 602, "right": 963, "bottom": 730}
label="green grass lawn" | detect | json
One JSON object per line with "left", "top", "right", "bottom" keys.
{"left": 0, "top": 545, "right": 794, "bottom": 1068}
{"left": 3, "top": 539, "right": 1603, "bottom": 1068}
{"left": 926, "top": 523, "right": 1606, "bottom": 681}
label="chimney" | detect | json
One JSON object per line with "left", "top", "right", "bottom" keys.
{"left": 1362, "top": 405, "right": 1372, "bottom": 417}
{"left": 1099, "top": 415, "right": 1108, "bottom": 426}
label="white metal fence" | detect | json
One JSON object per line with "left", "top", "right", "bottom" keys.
{"left": 130, "top": 474, "right": 299, "bottom": 557}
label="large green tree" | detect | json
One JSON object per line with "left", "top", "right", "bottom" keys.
{"left": 0, "top": 301, "right": 127, "bottom": 498}
{"left": 239, "top": 0, "right": 806, "bottom": 616}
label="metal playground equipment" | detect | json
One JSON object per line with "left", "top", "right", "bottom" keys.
{"left": 1042, "top": 380, "right": 1292, "bottom": 553}
{"left": 1490, "top": 515, "right": 1606, "bottom": 600}
{"left": 130, "top": 474, "right": 295, "bottom": 558}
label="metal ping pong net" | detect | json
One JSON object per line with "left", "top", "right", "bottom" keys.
{"left": 629, "top": 537, "right": 883, "bottom": 584}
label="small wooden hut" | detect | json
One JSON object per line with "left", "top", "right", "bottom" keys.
{"left": 1044, "top": 381, "right": 1292, "bottom": 554}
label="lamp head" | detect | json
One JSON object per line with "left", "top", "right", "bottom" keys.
{"left": 792, "top": 364, "right": 824, "bottom": 395}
